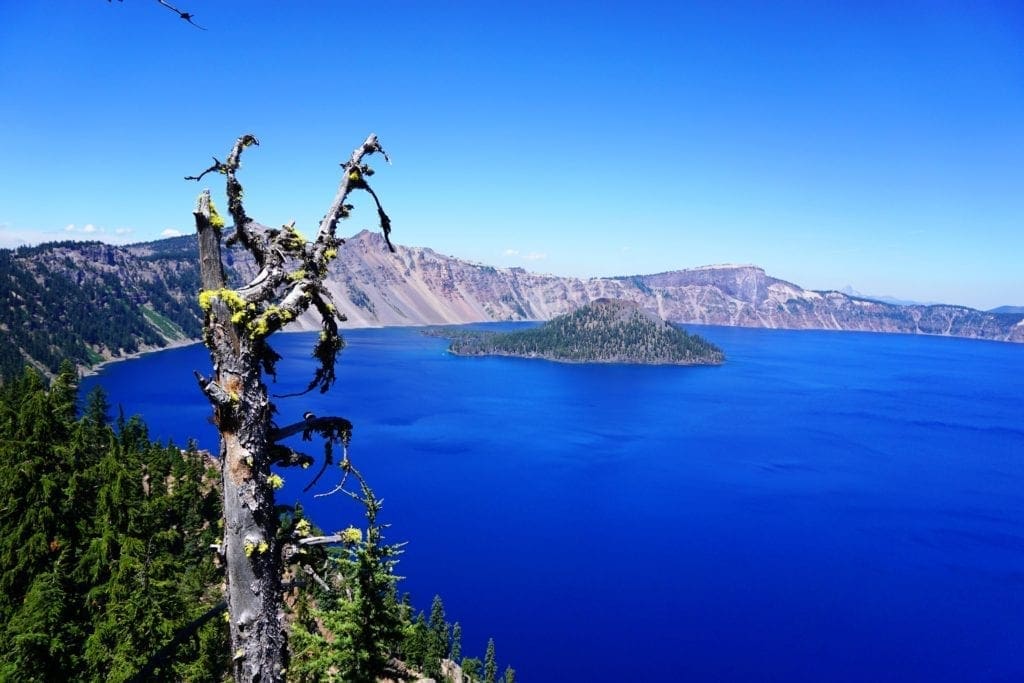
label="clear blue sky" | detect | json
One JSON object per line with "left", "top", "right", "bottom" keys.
{"left": 1, "top": 1, "right": 1021, "bottom": 309}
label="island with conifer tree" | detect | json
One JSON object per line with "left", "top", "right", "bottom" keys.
{"left": 434, "top": 298, "right": 725, "bottom": 365}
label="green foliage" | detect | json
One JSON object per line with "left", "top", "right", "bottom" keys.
{"left": 0, "top": 364, "right": 510, "bottom": 681}
{"left": 426, "top": 594, "right": 450, "bottom": 679}
{"left": 0, "top": 241, "right": 207, "bottom": 382}
{"left": 446, "top": 298, "right": 725, "bottom": 365}
{"left": 484, "top": 638, "right": 497, "bottom": 683}
{"left": 451, "top": 621, "right": 462, "bottom": 662}
{"left": 0, "top": 368, "right": 227, "bottom": 681}
{"left": 400, "top": 611, "right": 431, "bottom": 675}
{"left": 289, "top": 478, "right": 404, "bottom": 682}
{"left": 461, "top": 656, "right": 483, "bottom": 680}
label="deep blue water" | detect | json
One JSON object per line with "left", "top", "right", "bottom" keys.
{"left": 82, "top": 325, "right": 1024, "bottom": 682}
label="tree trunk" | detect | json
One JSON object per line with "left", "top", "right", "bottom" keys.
{"left": 195, "top": 190, "right": 285, "bottom": 682}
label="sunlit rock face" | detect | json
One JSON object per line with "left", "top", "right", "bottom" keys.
{"left": 284, "top": 231, "right": 1023, "bottom": 344}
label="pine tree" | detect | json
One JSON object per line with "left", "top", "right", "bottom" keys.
{"left": 288, "top": 474, "right": 404, "bottom": 683}
{"left": 0, "top": 368, "right": 227, "bottom": 681}
{"left": 451, "top": 621, "right": 462, "bottom": 663}
{"left": 426, "top": 594, "right": 449, "bottom": 678}
{"left": 484, "top": 638, "right": 497, "bottom": 683}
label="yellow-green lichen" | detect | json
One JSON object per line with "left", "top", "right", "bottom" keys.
{"left": 247, "top": 306, "right": 295, "bottom": 339}
{"left": 324, "top": 248, "right": 337, "bottom": 260}
{"left": 219, "top": 289, "right": 247, "bottom": 311}
{"left": 249, "top": 317, "right": 270, "bottom": 338}
{"left": 267, "top": 473, "right": 284, "bottom": 490}
{"left": 340, "top": 526, "right": 362, "bottom": 545}
{"left": 244, "top": 541, "right": 255, "bottom": 557}
{"left": 198, "top": 288, "right": 248, "bottom": 315}
{"left": 287, "top": 269, "right": 307, "bottom": 282}
{"left": 208, "top": 199, "right": 226, "bottom": 230}
{"left": 295, "top": 519, "right": 312, "bottom": 537}
{"left": 257, "top": 540, "right": 269, "bottom": 554}
{"left": 198, "top": 290, "right": 216, "bottom": 312}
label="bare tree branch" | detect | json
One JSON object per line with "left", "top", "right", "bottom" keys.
{"left": 109, "top": 0, "right": 205, "bottom": 30}
{"left": 269, "top": 415, "right": 352, "bottom": 444}
{"left": 156, "top": 0, "right": 205, "bottom": 29}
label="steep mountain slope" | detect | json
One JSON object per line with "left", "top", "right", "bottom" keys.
{"left": 2, "top": 229, "right": 1021, "bottom": 380}
{"left": 0, "top": 240, "right": 204, "bottom": 379}
{"left": 307, "top": 231, "right": 1024, "bottom": 344}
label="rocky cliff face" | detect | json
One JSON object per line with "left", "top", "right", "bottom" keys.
{"left": 295, "top": 230, "right": 1024, "bottom": 344}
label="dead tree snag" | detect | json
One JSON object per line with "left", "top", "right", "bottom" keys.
{"left": 188, "top": 133, "right": 392, "bottom": 682}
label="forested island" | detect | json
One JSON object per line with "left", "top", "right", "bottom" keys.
{"left": 435, "top": 298, "right": 725, "bottom": 365}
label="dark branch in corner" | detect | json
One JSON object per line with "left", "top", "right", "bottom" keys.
{"left": 156, "top": 0, "right": 205, "bottom": 29}
{"left": 109, "top": 0, "right": 205, "bottom": 30}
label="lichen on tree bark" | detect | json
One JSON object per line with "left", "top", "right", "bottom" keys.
{"left": 188, "top": 133, "right": 392, "bottom": 682}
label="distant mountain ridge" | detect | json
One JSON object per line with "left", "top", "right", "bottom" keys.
{"left": 311, "top": 230, "right": 1024, "bottom": 344}
{"left": 839, "top": 285, "right": 939, "bottom": 307}
{"left": 2, "top": 230, "right": 1022, "bottom": 380}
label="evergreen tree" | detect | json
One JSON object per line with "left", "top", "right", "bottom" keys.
{"left": 451, "top": 621, "right": 462, "bottom": 662}
{"left": 401, "top": 612, "right": 430, "bottom": 673}
{"left": 288, "top": 472, "right": 405, "bottom": 682}
{"left": 0, "top": 368, "right": 227, "bottom": 681}
{"left": 426, "top": 594, "right": 449, "bottom": 678}
{"left": 484, "top": 638, "right": 497, "bottom": 683}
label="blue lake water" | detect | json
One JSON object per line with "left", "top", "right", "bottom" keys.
{"left": 82, "top": 324, "right": 1024, "bottom": 682}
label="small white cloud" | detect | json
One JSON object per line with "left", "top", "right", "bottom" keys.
{"left": 114, "top": 227, "right": 132, "bottom": 235}
{"left": 524, "top": 252, "right": 547, "bottom": 261}
{"left": 82, "top": 223, "right": 97, "bottom": 233}
{"left": 161, "top": 228, "right": 183, "bottom": 237}
{"left": 503, "top": 248, "right": 520, "bottom": 256}
{"left": 65, "top": 223, "right": 76, "bottom": 232}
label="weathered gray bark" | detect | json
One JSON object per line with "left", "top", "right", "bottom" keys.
{"left": 189, "top": 133, "right": 391, "bottom": 682}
